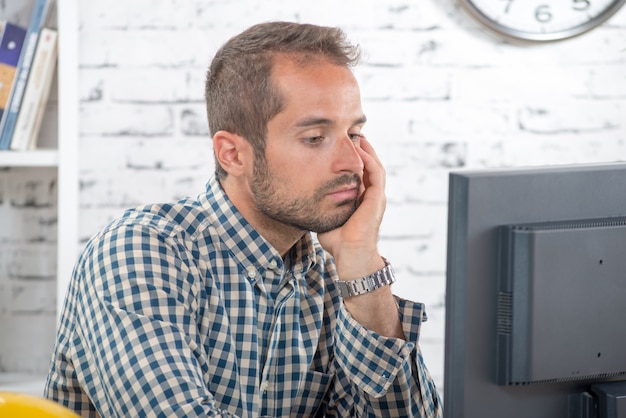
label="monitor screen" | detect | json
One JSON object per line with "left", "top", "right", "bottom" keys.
{"left": 444, "top": 162, "right": 626, "bottom": 418}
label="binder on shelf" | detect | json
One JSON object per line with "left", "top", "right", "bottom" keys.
{"left": 10, "top": 27, "right": 57, "bottom": 151}
{"left": 0, "top": 0, "right": 53, "bottom": 150}
{"left": 0, "top": 21, "right": 27, "bottom": 145}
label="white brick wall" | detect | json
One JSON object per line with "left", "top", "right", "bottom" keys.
{"left": 2, "top": 1, "right": 625, "bottom": 391}
{"left": 0, "top": 167, "right": 57, "bottom": 373}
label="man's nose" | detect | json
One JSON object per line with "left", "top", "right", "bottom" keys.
{"left": 332, "top": 134, "right": 364, "bottom": 174}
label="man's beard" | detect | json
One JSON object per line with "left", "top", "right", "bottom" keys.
{"left": 250, "top": 154, "right": 360, "bottom": 233}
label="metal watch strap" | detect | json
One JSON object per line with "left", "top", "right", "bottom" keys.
{"left": 335, "top": 258, "right": 396, "bottom": 298}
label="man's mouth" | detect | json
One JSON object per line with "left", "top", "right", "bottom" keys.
{"left": 326, "top": 185, "right": 359, "bottom": 201}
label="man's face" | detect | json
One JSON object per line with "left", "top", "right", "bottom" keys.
{"left": 249, "top": 57, "right": 366, "bottom": 234}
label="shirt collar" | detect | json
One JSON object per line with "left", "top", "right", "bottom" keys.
{"left": 199, "top": 175, "right": 317, "bottom": 282}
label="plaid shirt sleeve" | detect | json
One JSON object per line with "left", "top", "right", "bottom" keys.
{"left": 316, "top": 256, "right": 442, "bottom": 418}
{"left": 45, "top": 218, "right": 243, "bottom": 418}
{"left": 330, "top": 296, "right": 443, "bottom": 417}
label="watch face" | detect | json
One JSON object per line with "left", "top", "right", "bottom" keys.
{"left": 460, "top": 0, "right": 626, "bottom": 41}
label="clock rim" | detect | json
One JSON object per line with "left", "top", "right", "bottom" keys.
{"left": 459, "top": 0, "right": 626, "bottom": 42}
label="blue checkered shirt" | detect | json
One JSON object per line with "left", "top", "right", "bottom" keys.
{"left": 45, "top": 175, "right": 442, "bottom": 417}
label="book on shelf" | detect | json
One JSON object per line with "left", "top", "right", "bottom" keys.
{"left": 0, "top": 0, "right": 54, "bottom": 151}
{"left": 9, "top": 27, "right": 57, "bottom": 151}
{"left": 0, "top": 21, "right": 27, "bottom": 142}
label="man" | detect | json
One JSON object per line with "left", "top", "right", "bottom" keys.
{"left": 45, "top": 21, "right": 442, "bottom": 417}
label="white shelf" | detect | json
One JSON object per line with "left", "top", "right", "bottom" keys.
{"left": 56, "top": 0, "right": 80, "bottom": 318}
{"left": 0, "top": 150, "right": 59, "bottom": 167}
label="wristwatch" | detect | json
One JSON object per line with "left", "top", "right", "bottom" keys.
{"left": 335, "top": 258, "right": 396, "bottom": 298}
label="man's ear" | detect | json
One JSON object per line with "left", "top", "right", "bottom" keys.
{"left": 213, "top": 131, "right": 252, "bottom": 177}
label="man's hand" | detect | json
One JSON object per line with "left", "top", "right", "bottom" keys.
{"left": 317, "top": 136, "right": 386, "bottom": 279}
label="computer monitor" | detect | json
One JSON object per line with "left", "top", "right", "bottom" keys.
{"left": 444, "top": 162, "right": 626, "bottom": 418}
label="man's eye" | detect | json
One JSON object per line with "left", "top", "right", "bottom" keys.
{"left": 304, "top": 136, "right": 325, "bottom": 144}
{"left": 349, "top": 133, "right": 364, "bottom": 142}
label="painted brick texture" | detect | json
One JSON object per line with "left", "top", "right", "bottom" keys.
{"left": 1, "top": 2, "right": 625, "bottom": 389}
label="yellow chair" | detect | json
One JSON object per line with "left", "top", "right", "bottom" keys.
{"left": 0, "top": 392, "right": 80, "bottom": 417}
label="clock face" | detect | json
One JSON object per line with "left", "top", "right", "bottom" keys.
{"left": 460, "top": 0, "right": 626, "bottom": 41}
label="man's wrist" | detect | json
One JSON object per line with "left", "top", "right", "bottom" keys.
{"left": 334, "top": 250, "right": 385, "bottom": 280}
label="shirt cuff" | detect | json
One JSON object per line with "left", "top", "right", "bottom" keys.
{"left": 334, "top": 296, "right": 426, "bottom": 398}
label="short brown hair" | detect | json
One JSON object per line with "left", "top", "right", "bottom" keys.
{"left": 205, "top": 21, "right": 361, "bottom": 178}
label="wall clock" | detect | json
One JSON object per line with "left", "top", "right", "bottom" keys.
{"left": 459, "top": 0, "right": 626, "bottom": 42}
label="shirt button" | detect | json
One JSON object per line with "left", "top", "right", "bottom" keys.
{"left": 260, "top": 380, "right": 269, "bottom": 392}
{"left": 247, "top": 266, "right": 257, "bottom": 279}
{"left": 268, "top": 259, "right": 277, "bottom": 270}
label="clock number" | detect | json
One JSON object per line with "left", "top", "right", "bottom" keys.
{"left": 533, "top": 2, "right": 589, "bottom": 24}
{"left": 535, "top": 5, "right": 552, "bottom": 23}
{"left": 573, "top": 0, "right": 591, "bottom": 10}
